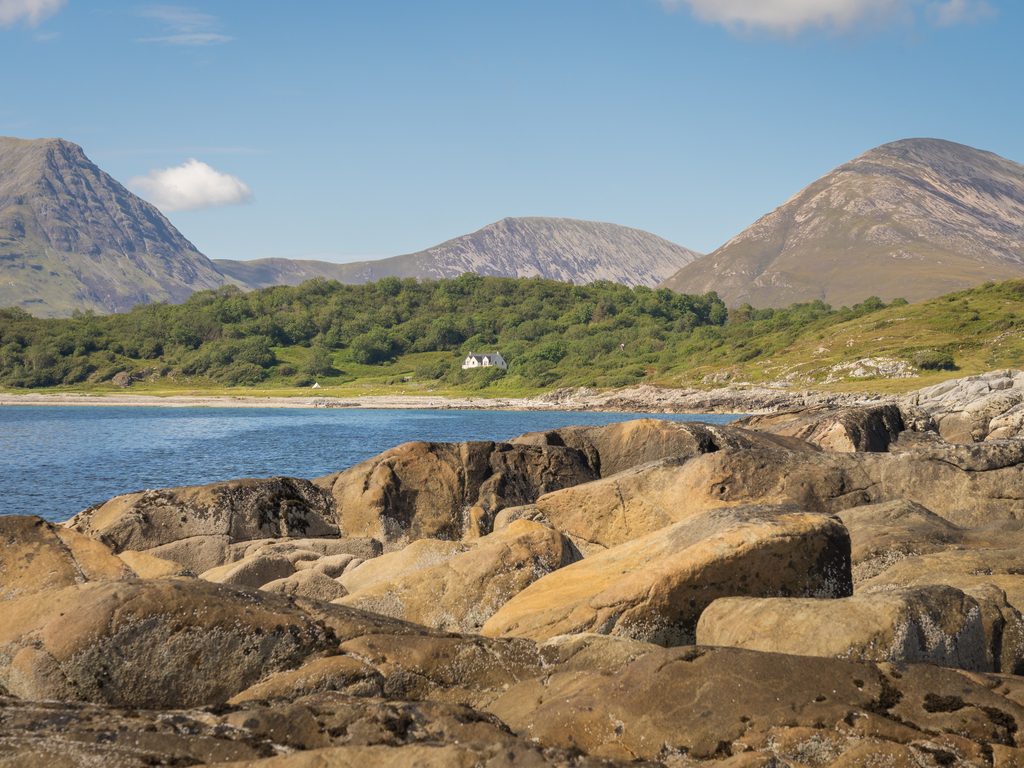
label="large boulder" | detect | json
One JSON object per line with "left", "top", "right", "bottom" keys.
{"left": 696, "top": 585, "right": 990, "bottom": 672}
{"left": 335, "top": 520, "right": 577, "bottom": 633}
{"left": 0, "top": 578, "right": 338, "bottom": 707}
{"left": 732, "top": 403, "right": 912, "bottom": 452}
{"left": 0, "top": 515, "right": 134, "bottom": 601}
{"left": 482, "top": 504, "right": 851, "bottom": 646}
{"left": 313, "top": 441, "right": 596, "bottom": 547}
{"left": 510, "top": 418, "right": 817, "bottom": 478}
{"left": 63, "top": 477, "right": 338, "bottom": 556}
{"left": 487, "top": 645, "right": 1024, "bottom": 762}
{"left": 619, "top": 441, "right": 1024, "bottom": 530}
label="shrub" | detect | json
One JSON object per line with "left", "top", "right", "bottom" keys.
{"left": 914, "top": 350, "right": 956, "bottom": 370}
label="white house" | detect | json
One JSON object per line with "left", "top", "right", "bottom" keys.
{"left": 462, "top": 351, "right": 507, "bottom": 370}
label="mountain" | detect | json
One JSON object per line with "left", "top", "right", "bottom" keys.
{"left": 215, "top": 217, "right": 702, "bottom": 290}
{"left": 659, "top": 138, "right": 1024, "bottom": 308}
{"left": 0, "top": 136, "right": 228, "bottom": 317}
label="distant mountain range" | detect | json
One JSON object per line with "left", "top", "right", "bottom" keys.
{"left": 214, "top": 217, "right": 702, "bottom": 291}
{"left": 7, "top": 135, "right": 1024, "bottom": 318}
{"left": 0, "top": 136, "right": 225, "bottom": 316}
{"left": 659, "top": 138, "right": 1024, "bottom": 308}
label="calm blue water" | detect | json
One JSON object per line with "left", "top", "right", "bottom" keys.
{"left": 0, "top": 406, "right": 740, "bottom": 523}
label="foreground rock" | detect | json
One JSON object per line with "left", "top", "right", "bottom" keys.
{"left": 732, "top": 402, "right": 921, "bottom": 452}
{"left": 0, "top": 515, "right": 134, "bottom": 600}
{"left": 336, "top": 520, "right": 576, "bottom": 633}
{"left": 697, "top": 585, "right": 991, "bottom": 671}
{"left": 482, "top": 504, "right": 851, "bottom": 645}
{"left": 489, "top": 645, "right": 1024, "bottom": 762}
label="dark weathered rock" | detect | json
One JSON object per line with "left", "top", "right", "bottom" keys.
{"left": 511, "top": 418, "right": 817, "bottom": 478}
{"left": 732, "top": 403, "right": 909, "bottom": 452}
{"left": 64, "top": 477, "right": 338, "bottom": 555}
{"left": 482, "top": 504, "right": 851, "bottom": 646}
{"left": 314, "top": 441, "right": 596, "bottom": 546}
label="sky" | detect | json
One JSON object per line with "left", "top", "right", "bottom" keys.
{"left": 1, "top": 0, "right": 1021, "bottom": 264}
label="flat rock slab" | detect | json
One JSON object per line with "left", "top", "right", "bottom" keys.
{"left": 482, "top": 504, "right": 851, "bottom": 646}
{"left": 697, "top": 585, "right": 990, "bottom": 671}
{"left": 487, "top": 645, "right": 1024, "bottom": 762}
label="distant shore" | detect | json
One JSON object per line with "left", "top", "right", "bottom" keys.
{"left": 0, "top": 384, "right": 892, "bottom": 414}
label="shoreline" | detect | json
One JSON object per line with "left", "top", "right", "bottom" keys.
{"left": 0, "top": 384, "right": 894, "bottom": 414}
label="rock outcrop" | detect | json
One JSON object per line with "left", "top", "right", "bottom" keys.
{"left": 11, "top": 412, "right": 1024, "bottom": 765}
{"left": 902, "top": 369, "right": 1024, "bottom": 442}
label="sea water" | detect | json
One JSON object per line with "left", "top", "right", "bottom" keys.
{"left": 0, "top": 406, "right": 741, "bottom": 523}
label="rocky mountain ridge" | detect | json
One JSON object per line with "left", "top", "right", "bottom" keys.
{"left": 660, "top": 138, "right": 1024, "bottom": 308}
{"left": 214, "top": 216, "right": 702, "bottom": 290}
{"left": 0, "top": 136, "right": 227, "bottom": 317}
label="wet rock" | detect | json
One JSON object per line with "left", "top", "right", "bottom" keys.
{"left": 697, "top": 585, "right": 990, "bottom": 671}
{"left": 482, "top": 504, "right": 851, "bottom": 646}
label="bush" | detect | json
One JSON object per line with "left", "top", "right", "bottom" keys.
{"left": 914, "top": 350, "right": 956, "bottom": 370}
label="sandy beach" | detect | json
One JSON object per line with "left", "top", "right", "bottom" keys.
{"left": 0, "top": 384, "right": 886, "bottom": 414}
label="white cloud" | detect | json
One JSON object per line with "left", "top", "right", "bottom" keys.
{"left": 929, "top": 0, "right": 997, "bottom": 26}
{"left": 128, "top": 158, "right": 254, "bottom": 212}
{"left": 0, "top": 0, "right": 66, "bottom": 29}
{"left": 658, "top": 0, "right": 998, "bottom": 34}
{"left": 136, "top": 4, "right": 233, "bottom": 45}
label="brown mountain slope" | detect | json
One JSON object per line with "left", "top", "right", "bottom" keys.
{"left": 659, "top": 138, "right": 1024, "bottom": 308}
{"left": 215, "top": 217, "right": 702, "bottom": 290}
{"left": 0, "top": 136, "right": 229, "bottom": 317}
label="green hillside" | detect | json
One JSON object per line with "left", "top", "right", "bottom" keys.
{"left": 2, "top": 273, "right": 1023, "bottom": 397}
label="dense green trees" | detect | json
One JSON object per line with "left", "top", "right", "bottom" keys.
{"left": 0, "top": 273, "right": 917, "bottom": 390}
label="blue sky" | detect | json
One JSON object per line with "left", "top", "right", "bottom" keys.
{"left": 2, "top": 0, "right": 1020, "bottom": 263}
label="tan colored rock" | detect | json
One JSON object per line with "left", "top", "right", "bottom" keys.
{"left": 147, "top": 534, "right": 232, "bottom": 573}
{"left": 733, "top": 403, "right": 910, "bottom": 452}
{"left": 200, "top": 552, "right": 295, "bottom": 589}
{"left": 487, "top": 646, "right": 1024, "bottom": 762}
{"left": 117, "top": 548, "right": 189, "bottom": 578}
{"left": 511, "top": 417, "right": 817, "bottom": 477}
{"left": 335, "top": 520, "right": 576, "bottom": 633}
{"left": 261, "top": 569, "right": 349, "bottom": 602}
{"left": 64, "top": 476, "right": 338, "bottom": 554}
{"left": 236, "top": 536, "right": 382, "bottom": 562}
{"left": 294, "top": 553, "right": 357, "bottom": 577}
{"left": 227, "top": 655, "right": 383, "bottom": 703}
{"left": 314, "top": 441, "right": 596, "bottom": 547}
{"left": 0, "top": 578, "right": 336, "bottom": 707}
{"left": 338, "top": 538, "right": 470, "bottom": 594}
{"left": 620, "top": 441, "right": 1024, "bottom": 531}
{"left": 0, "top": 515, "right": 133, "bottom": 601}
{"left": 338, "top": 633, "right": 543, "bottom": 708}
{"left": 696, "top": 585, "right": 990, "bottom": 671}
{"left": 482, "top": 504, "right": 851, "bottom": 646}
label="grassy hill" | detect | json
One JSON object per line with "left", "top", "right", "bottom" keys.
{"left": 2, "top": 273, "right": 1023, "bottom": 398}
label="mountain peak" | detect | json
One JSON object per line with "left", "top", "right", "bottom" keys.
{"left": 659, "top": 138, "right": 1024, "bottom": 308}
{"left": 0, "top": 136, "right": 226, "bottom": 317}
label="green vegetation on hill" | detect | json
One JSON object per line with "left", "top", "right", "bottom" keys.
{"left": 3, "top": 274, "right": 1024, "bottom": 396}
